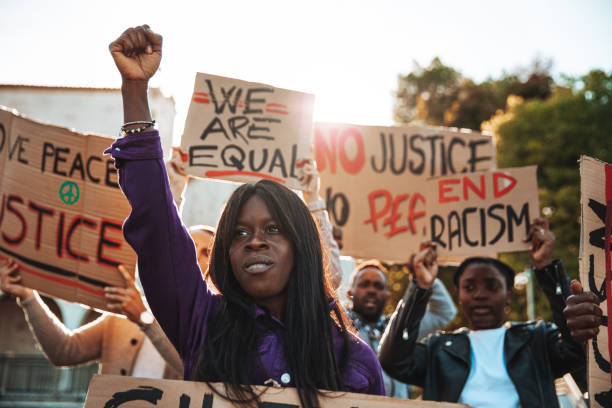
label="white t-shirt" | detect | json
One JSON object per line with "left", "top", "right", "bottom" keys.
{"left": 458, "top": 326, "right": 521, "bottom": 408}
{"left": 131, "top": 335, "right": 166, "bottom": 379}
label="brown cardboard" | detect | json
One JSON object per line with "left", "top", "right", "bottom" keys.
{"left": 83, "top": 374, "right": 469, "bottom": 407}
{"left": 579, "top": 155, "right": 612, "bottom": 407}
{"left": 180, "top": 73, "right": 315, "bottom": 190}
{"left": 314, "top": 123, "right": 506, "bottom": 261}
{"left": 0, "top": 106, "right": 136, "bottom": 311}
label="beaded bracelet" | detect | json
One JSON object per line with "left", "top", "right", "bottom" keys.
{"left": 120, "top": 120, "right": 156, "bottom": 136}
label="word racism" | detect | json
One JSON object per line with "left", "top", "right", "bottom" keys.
{"left": 314, "top": 124, "right": 538, "bottom": 260}
{"left": 579, "top": 156, "right": 612, "bottom": 408}
{"left": 85, "top": 375, "right": 458, "bottom": 408}
{"left": 181, "top": 73, "right": 314, "bottom": 189}
{"left": 0, "top": 108, "right": 135, "bottom": 310}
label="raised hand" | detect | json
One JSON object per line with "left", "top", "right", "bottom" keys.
{"left": 0, "top": 258, "right": 34, "bottom": 300}
{"left": 109, "top": 25, "right": 162, "bottom": 82}
{"left": 296, "top": 158, "right": 321, "bottom": 204}
{"left": 409, "top": 242, "right": 438, "bottom": 289}
{"left": 563, "top": 280, "right": 602, "bottom": 343}
{"left": 104, "top": 265, "right": 147, "bottom": 323}
{"left": 524, "top": 217, "right": 555, "bottom": 269}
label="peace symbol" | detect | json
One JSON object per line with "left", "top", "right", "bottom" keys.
{"left": 59, "top": 181, "right": 80, "bottom": 205}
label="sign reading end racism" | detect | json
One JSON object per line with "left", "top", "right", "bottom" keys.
{"left": 180, "top": 73, "right": 315, "bottom": 190}
{"left": 84, "top": 374, "right": 468, "bottom": 407}
{"left": 315, "top": 123, "right": 539, "bottom": 261}
{"left": 579, "top": 155, "right": 612, "bottom": 408}
{"left": 0, "top": 107, "right": 136, "bottom": 311}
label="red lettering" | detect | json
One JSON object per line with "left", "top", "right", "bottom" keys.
{"left": 314, "top": 127, "right": 338, "bottom": 174}
{"left": 383, "top": 194, "right": 410, "bottom": 237}
{"left": 66, "top": 216, "right": 97, "bottom": 262}
{"left": 28, "top": 201, "right": 54, "bottom": 250}
{"left": 463, "top": 175, "right": 486, "bottom": 200}
{"left": 338, "top": 128, "right": 365, "bottom": 175}
{"left": 493, "top": 172, "right": 517, "bottom": 198}
{"left": 408, "top": 193, "right": 426, "bottom": 234}
{"left": 97, "top": 219, "right": 123, "bottom": 268}
{"left": 439, "top": 179, "right": 461, "bottom": 203}
{"left": 364, "top": 190, "right": 392, "bottom": 232}
{"left": 1, "top": 194, "right": 27, "bottom": 246}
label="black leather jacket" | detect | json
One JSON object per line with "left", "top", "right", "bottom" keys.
{"left": 378, "top": 260, "right": 585, "bottom": 408}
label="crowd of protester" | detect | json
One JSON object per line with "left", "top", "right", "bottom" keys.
{"left": 0, "top": 24, "right": 605, "bottom": 408}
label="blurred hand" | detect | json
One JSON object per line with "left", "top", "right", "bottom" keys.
{"left": 109, "top": 25, "right": 162, "bottom": 82}
{"left": 0, "top": 258, "right": 34, "bottom": 301}
{"left": 296, "top": 158, "right": 321, "bottom": 204}
{"left": 563, "top": 280, "right": 602, "bottom": 344}
{"left": 409, "top": 242, "right": 438, "bottom": 290}
{"left": 524, "top": 217, "right": 555, "bottom": 269}
{"left": 104, "top": 265, "right": 147, "bottom": 323}
{"left": 166, "top": 147, "right": 189, "bottom": 207}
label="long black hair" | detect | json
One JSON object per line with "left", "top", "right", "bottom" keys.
{"left": 194, "top": 179, "right": 352, "bottom": 407}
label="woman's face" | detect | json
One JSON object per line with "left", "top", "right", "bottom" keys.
{"left": 457, "top": 263, "right": 511, "bottom": 330}
{"left": 229, "top": 195, "right": 294, "bottom": 316}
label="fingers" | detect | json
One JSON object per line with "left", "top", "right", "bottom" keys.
{"left": 110, "top": 25, "right": 160, "bottom": 57}
{"left": 105, "top": 286, "right": 130, "bottom": 297}
{"left": 570, "top": 327, "right": 600, "bottom": 344}
{"left": 565, "top": 291, "right": 600, "bottom": 307}
{"left": 117, "top": 264, "right": 134, "bottom": 287}
{"left": 104, "top": 292, "right": 128, "bottom": 303}
{"left": 570, "top": 279, "right": 583, "bottom": 296}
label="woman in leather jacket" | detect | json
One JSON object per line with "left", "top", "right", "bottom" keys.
{"left": 378, "top": 218, "right": 602, "bottom": 408}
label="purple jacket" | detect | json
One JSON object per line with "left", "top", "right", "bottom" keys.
{"left": 106, "top": 131, "right": 385, "bottom": 395}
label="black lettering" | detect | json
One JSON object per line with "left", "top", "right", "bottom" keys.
{"left": 86, "top": 156, "right": 102, "bottom": 183}
{"left": 448, "top": 211, "right": 461, "bottom": 250}
{"left": 588, "top": 199, "right": 611, "bottom": 250}
{"left": 244, "top": 88, "right": 273, "bottom": 114}
{"left": 202, "top": 393, "right": 214, "bottom": 408}
{"left": 66, "top": 216, "right": 96, "bottom": 262}
{"left": 370, "top": 132, "right": 387, "bottom": 173}
{"left": 261, "top": 402, "right": 300, "bottom": 408}
{"left": 2, "top": 195, "right": 27, "bottom": 245}
{"left": 425, "top": 135, "right": 442, "bottom": 176}
{"left": 268, "top": 149, "right": 288, "bottom": 178}
{"left": 448, "top": 137, "right": 465, "bottom": 173}
{"left": 97, "top": 221, "right": 122, "bottom": 267}
{"left": 325, "top": 187, "right": 350, "bottom": 226}
{"left": 440, "top": 140, "right": 447, "bottom": 176}
{"left": 462, "top": 207, "right": 479, "bottom": 247}
{"left": 409, "top": 134, "right": 425, "bottom": 175}
{"left": 189, "top": 145, "right": 218, "bottom": 168}
{"left": 249, "top": 118, "right": 279, "bottom": 141}
{"left": 289, "top": 144, "right": 298, "bottom": 178}
{"left": 248, "top": 149, "right": 268, "bottom": 172}
{"left": 56, "top": 212, "right": 65, "bottom": 257}
{"left": 179, "top": 394, "right": 191, "bottom": 408}
{"left": 105, "top": 160, "right": 119, "bottom": 188}
{"left": 41, "top": 142, "right": 55, "bottom": 173}
{"left": 28, "top": 201, "right": 54, "bottom": 250}
{"left": 430, "top": 215, "right": 446, "bottom": 248}
{"left": 479, "top": 207, "right": 487, "bottom": 246}
{"left": 103, "top": 386, "right": 163, "bottom": 408}
{"left": 206, "top": 79, "right": 242, "bottom": 114}
{"left": 69, "top": 153, "right": 85, "bottom": 180}
{"left": 201, "top": 117, "right": 229, "bottom": 141}
{"left": 507, "top": 203, "right": 530, "bottom": 242}
{"left": 53, "top": 147, "right": 70, "bottom": 176}
{"left": 9, "top": 135, "right": 29, "bottom": 165}
{"left": 467, "top": 139, "right": 492, "bottom": 172}
{"left": 227, "top": 116, "right": 249, "bottom": 143}
{"left": 0, "top": 123, "right": 5, "bottom": 152}
{"left": 487, "top": 204, "right": 506, "bottom": 244}
{"left": 221, "top": 145, "right": 245, "bottom": 170}
{"left": 389, "top": 133, "right": 407, "bottom": 175}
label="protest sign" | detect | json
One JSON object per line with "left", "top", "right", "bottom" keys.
{"left": 84, "top": 374, "right": 468, "bottom": 407}
{"left": 314, "top": 123, "right": 536, "bottom": 261}
{"left": 180, "top": 73, "right": 315, "bottom": 190}
{"left": 579, "top": 155, "right": 612, "bottom": 408}
{"left": 0, "top": 106, "right": 136, "bottom": 311}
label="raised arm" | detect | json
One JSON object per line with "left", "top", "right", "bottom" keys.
{"left": 107, "top": 26, "right": 218, "bottom": 377}
{"left": 297, "top": 158, "right": 343, "bottom": 289}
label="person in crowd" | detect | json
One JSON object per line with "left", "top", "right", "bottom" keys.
{"left": 107, "top": 24, "right": 384, "bottom": 407}
{"left": 347, "top": 252, "right": 456, "bottom": 398}
{"left": 378, "top": 218, "right": 602, "bottom": 408}
{"left": 0, "top": 259, "right": 183, "bottom": 379}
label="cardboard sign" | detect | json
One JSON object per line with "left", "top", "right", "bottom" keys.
{"left": 84, "top": 374, "right": 468, "bottom": 407}
{"left": 313, "top": 123, "right": 535, "bottom": 261}
{"left": 180, "top": 73, "right": 315, "bottom": 190}
{"left": 0, "top": 106, "right": 136, "bottom": 311}
{"left": 579, "top": 155, "right": 612, "bottom": 408}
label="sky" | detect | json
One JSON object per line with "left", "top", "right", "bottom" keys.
{"left": 1, "top": 0, "right": 611, "bottom": 143}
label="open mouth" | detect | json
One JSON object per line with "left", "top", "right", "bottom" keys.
{"left": 244, "top": 258, "right": 274, "bottom": 274}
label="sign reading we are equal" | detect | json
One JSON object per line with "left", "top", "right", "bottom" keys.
{"left": 180, "top": 73, "right": 315, "bottom": 190}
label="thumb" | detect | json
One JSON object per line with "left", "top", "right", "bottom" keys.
{"left": 570, "top": 279, "right": 583, "bottom": 296}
